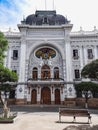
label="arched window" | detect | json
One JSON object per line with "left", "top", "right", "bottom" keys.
{"left": 74, "top": 69, "right": 80, "bottom": 79}
{"left": 32, "top": 67, "right": 38, "bottom": 80}
{"left": 54, "top": 67, "right": 59, "bottom": 79}
{"left": 41, "top": 65, "right": 50, "bottom": 79}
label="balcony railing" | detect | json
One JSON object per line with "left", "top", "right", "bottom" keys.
{"left": 27, "top": 78, "right": 64, "bottom": 81}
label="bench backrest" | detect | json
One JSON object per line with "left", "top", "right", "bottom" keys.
{"left": 59, "top": 108, "right": 90, "bottom": 116}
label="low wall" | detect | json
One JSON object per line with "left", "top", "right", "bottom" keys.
{"left": 64, "top": 98, "right": 76, "bottom": 107}
{"left": 7, "top": 98, "right": 98, "bottom": 108}
{"left": 64, "top": 98, "right": 98, "bottom": 108}
{"left": 76, "top": 98, "right": 98, "bottom": 108}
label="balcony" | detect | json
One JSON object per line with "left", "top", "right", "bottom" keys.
{"left": 73, "top": 56, "right": 79, "bottom": 60}
{"left": 27, "top": 78, "right": 64, "bottom": 85}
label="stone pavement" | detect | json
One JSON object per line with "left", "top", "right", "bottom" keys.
{"left": 0, "top": 112, "right": 98, "bottom": 130}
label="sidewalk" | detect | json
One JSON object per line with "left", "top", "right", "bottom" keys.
{"left": 0, "top": 112, "right": 98, "bottom": 130}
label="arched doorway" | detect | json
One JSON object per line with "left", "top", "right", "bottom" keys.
{"left": 55, "top": 89, "right": 60, "bottom": 104}
{"left": 41, "top": 87, "right": 51, "bottom": 104}
{"left": 31, "top": 89, "right": 37, "bottom": 104}
{"left": 41, "top": 65, "right": 50, "bottom": 79}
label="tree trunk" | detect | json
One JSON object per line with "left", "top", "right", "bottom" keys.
{"left": 0, "top": 96, "right": 10, "bottom": 118}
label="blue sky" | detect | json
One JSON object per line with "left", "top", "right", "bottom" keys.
{"left": 0, "top": 0, "right": 98, "bottom": 32}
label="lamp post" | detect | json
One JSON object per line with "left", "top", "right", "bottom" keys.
{"left": 82, "top": 90, "right": 92, "bottom": 108}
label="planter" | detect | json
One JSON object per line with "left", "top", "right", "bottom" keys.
{"left": 0, "top": 119, "right": 13, "bottom": 123}
{"left": 0, "top": 114, "right": 17, "bottom": 123}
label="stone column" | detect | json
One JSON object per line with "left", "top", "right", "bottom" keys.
{"left": 37, "top": 86, "right": 41, "bottom": 104}
{"left": 51, "top": 86, "right": 55, "bottom": 104}
{"left": 60, "top": 85, "right": 64, "bottom": 104}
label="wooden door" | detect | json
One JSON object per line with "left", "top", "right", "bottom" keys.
{"left": 31, "top": 89, "right": 37, "bottom": 104}
{"left": 41, "top": 87, "right": 51, "bottom": 104}
{"left": 55, "top": 89, "right": 60, "bottom": 104}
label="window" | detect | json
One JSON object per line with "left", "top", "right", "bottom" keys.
{"left": 73, "top": 49, "right": 79, "bottom": 59}
{"left": 43, "top": 17, "right": 48, "bottom": 24}
{"left": 13, "top": 50, "right": 18, "bottom": 60}
{"left": 74, "top": 69, "right": 80, "bottom": 79}
{"left": 88, "top": 49, "right": 93, "bottom": 59}
{"left": 12, "top": 70, "right": 17, "bottom": 73}
{"left": 54, "top": 67, "right": 59, "bottom": 79}
{"left": 9, "top": 90, "right": 15, "bottom": 99}
{"left": 32, "top": 67, "right": 38, "bottom": 80}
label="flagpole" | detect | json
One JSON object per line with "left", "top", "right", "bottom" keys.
{"left": 53, "top": 0, "right": 54, "bottom": 10}
{"left": 45, "top": 0, "right": 47, "bottom": 10}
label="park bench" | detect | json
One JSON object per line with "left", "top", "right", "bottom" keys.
{"left": 59, "top": 108, "right": 91, "bottom": 123}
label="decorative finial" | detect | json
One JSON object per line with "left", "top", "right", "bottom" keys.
{"left": 94, "top": 26, "right": 97, "bottom": 31}
{"left": 45, "top": 0, "right": 47, "bottom": 10}
{"left": 53, "top": 0, "right": 54, "bottom": 10}
{"left": 23, "top": 15, "right": 25, "bottom": 21}
{"left": 80, "top": 26, "right": 83, "bottom": 31}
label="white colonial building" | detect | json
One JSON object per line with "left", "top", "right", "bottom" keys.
{"left": 3, "top": 10, "right": 98, "bottom": 105}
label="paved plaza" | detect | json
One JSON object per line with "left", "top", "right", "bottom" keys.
{"left": 0, "top": 108, "right": 98, "bottom": 130}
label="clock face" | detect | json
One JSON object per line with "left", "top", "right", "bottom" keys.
{"left": 35, "top": 47, "right": 56, "bottom": 59}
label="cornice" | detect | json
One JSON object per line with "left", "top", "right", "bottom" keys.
{"left": 70, "top": 30, "right": 98, "bottom": 38}
{"left": 17, "top": 23, "right": 73, "bottom": 30}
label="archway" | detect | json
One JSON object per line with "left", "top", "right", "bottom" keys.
{"left": 41, "top": 65, "right": 50, "bottom": 79}
{"left": 32, "top": 67, "right": 38, "bottom": 80}
{"left": 31, "top": 89, "right": 37, "bottom": 104}
{"left": 55, "top": 89, "right": 60, "bottom": 104}
{"left": 41, "top": 87, "right": 51, "bottom": 104}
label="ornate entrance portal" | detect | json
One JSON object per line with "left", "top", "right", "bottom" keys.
{"left": 41, "top": 87, "right": 51, "bottom": 104}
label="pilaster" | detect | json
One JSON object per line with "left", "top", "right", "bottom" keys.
{"left": 62, "top": 59, "right": 66, "bottom": 80}
{"left": 64, "top": 31, "right": 73, "bottom": 81}
{"left": 64, "top": 25, "right": 75, "bottom": 98}
{"left": 16, "top": 28, "right": 27, "bottom": 102}
{"left": 94, "top": 45, "right": 98, "bottom": 59}
{"left": 7, "top": 46, "right": 11, "bottom": 69}
{"left": 83, "top": 46, "right": 87, "bottom": 65}
{"left": 79, "top": 45, "right": 84, "bottom": 70}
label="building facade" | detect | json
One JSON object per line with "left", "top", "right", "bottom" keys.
{"left": 3, "top": 10, "right": 98, "bottom": 105}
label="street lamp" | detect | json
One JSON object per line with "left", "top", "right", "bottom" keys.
{"left": 82, "top": 90, "right": 92, "bottom": 108}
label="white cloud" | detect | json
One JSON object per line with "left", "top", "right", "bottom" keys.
{"left": 0, "top": 0, "right": 98, "bottom": 31}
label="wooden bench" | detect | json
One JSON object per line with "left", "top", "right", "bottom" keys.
{"left": 59, "top": 108, "right": 91, "bottom": 123}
